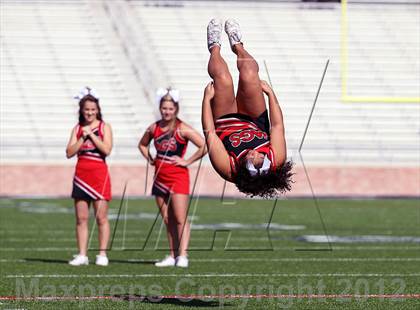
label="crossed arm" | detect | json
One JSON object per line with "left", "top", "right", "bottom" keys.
{"left": 66, "top": 123, "right": 113, "bottom": 158}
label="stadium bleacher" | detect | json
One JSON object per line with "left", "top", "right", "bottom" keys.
{"left": 1, "top": 0, "right": 419, "bottom": 165}
{"left": 0, "top": 0, "right": 156, "bottom": 162}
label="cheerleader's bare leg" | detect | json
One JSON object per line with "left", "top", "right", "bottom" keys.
{"left": 234, "top": 44, "right": 266, "bottom": 118}
{"left": 207, "top": 45, "right": 237, "bottom": 119}
{"left": 170, "top": 193, "right": 190, "bottom": 257}
{"left": 74, "top": 199, "right": 89, "bottom": 256}
{"left": 156, "top": 196, "right": 178, "bottom": 258}
{"left": 93, "top": 200, "right": 110, "bottom": 256}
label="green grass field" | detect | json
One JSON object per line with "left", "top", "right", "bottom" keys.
{"left": 0, "top": 198, "right": 419, "bottom": 309}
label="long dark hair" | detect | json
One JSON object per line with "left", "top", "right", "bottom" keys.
{"left": 234, "top": 160, "right": 294, "bottom": 198}
{"left": 78, "top": 95, "right": 102, "bottom": 125}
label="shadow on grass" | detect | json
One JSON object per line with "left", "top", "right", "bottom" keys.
{"left": 24, "top": 258, "right": 159, "bottom": 265}
{"left": 24, "top": 258, "right": 69, "bottom": 264}
{"left": 113, "top": 294, "right": 232, "bottom": 307}
{"left": 109, "top": 259, "right": 156, "bottom": 265}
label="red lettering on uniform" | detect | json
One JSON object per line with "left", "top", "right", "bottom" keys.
{"left": 81, "top": 139, "right": 95, "bottom": 151}
{"left": 155, "top": 138, "right": 177, "bottom": 152}
{"left": 229, "top": 129, "right": 267, "bottom": 147}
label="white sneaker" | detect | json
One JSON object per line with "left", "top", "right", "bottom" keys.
{"left": 207, "top": 18, "right": 223, "bottom": 51}
{"left": 68, "top": 254, "right": 89, "bottom": 266}
{"left": 176, "top": 255, "right": 189, "bottom": 268}
{"left": 95, "top": 255, "right": 109, "bottom": 266}
{"left": 224, "top": 19, "right": 242, "bottom": 50}
{"left": 154, "top": 255, "right": 176, "bottom": 267}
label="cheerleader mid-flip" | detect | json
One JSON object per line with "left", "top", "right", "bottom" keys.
{"left": 202, "top": 19, "right": 293, "bottom": 198}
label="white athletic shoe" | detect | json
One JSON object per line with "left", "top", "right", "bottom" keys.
{"left": 207, "top": 18, "right": 223, "bottom": 51}
{"left": 224, "top": 19, "right": 242, "bottom": 50}
{"left": 155, "top": 255, "right": 176, "bottom": 267}
{"left": 175, "top": 255, "right": 189, "bottom": 268}
{"left": 95, "top": 255, "right": 109, "bottom": 266}
{"left": 68, "top": 254, "right": 89, "bottom": 266}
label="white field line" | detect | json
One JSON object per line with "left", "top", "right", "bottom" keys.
{"left": 0, "top": 230, "right": 297, "bottom": 235}
{"left": 1, "top": 248, "right": 75, "bottom": 251}
{"left": 188, "top": 257, "right": 420, "bottom": 262}
{"left": 0, "top": 233, "right": 289, "bottom": 238}
{"left": 2, "top": 258, "right": 420, "bottom": 263}
{"left": 0, "top": 222, "right": 304, "bottom": 234}
{"left": 4, "top": 273, "right": 420, "bottom": 279}
{"left": 2, "top": 246, "right": 420, "bottom": 251}
{"left": 3, "top": 237, "right": 420, "bottom": 244}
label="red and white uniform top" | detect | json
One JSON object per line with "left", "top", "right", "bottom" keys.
{"left": 153, "top": 119, "right": 188, "bottom": 169}
{"left": 72, "top": 121, "right": 111, "bottom": 201}
{"left": 215, "top": 116, "right": 276, "bottom": 173}
{"left": 76, "top": 121, "right": 106, "bottom": 162}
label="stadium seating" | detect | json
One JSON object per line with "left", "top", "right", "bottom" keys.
{"left": 0, "top": 0, "right": 156, "bottom": 162}
{"left": 1, "top": 0, "right": 419, "bottom": 165}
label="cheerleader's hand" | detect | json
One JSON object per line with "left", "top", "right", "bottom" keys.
{"left": 82, "top": 126, "right": 92, "bottom": 139}
{"left": 148, "top": 158, "right": 155, "bottom": 166}
{"left": 260, "top": 80, "right": 273, "bottom": 96}
{"left": 169, "top": 156, "right": 189, "bottom": 167}
{"left": 204, "top": 82, "right": 215, "bottom": 100}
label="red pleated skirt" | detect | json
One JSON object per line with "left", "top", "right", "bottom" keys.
{"left": 72, "top": 158, "right": 111, "bottom": 201}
